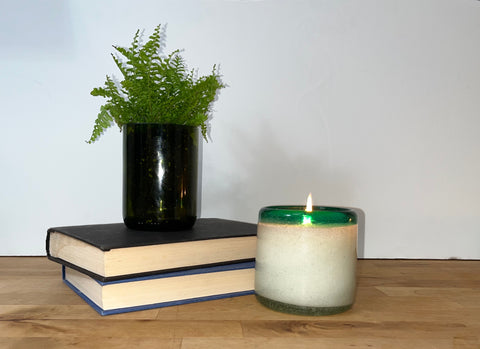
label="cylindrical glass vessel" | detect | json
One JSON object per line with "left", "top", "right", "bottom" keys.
{"left": 255, "top": 206, "right": 358, "bottom": 315}
{"left": 123, "top": 123, "right": 198, "bottom": 231}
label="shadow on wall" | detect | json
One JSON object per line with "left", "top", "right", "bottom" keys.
{"left": 206, "top": 122, "right": 366, "bottom": 256}
{"left": 353, "top": 207, "right": 366, "bottom": 259}
{"left": 348, "top": 207, "right": 366, "bottom": 259}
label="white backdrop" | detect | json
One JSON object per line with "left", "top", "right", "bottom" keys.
{"left": 1, "top": 0, "right": 479, "bottom": 258}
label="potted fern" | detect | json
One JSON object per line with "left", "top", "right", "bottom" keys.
{"left": 88, "top": 25, "right": 225, "bottom": 231}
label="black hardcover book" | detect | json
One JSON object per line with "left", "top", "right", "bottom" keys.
{"left": 46, "top": 218, "right": 257, "bottom": 282}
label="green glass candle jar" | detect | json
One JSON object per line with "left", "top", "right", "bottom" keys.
{"left": 255, "top": 205, "right": 358, "bottom": 315}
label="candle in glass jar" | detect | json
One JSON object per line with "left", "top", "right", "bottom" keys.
{"left": 255, "top": 194, "right": 358, "bottom": 315}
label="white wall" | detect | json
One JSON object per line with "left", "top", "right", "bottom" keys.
{"left": 1, "top": 0, "right": 479, "bottom": 258}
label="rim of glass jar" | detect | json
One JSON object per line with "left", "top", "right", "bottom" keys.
{"left": 259, "top": 205, "right": 357, "bottom": 226}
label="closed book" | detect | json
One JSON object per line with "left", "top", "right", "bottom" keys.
{"left": 47, "top": 218, "right": 257, "bottom": 282}
{"left": 63, "top": 261, "right": 255, "bottom": 316}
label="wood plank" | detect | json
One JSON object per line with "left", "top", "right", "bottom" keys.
{"left": 0, "top": 319, "right": 242, "bottom": 338}
{"left": 0, "top": 305, "right": 162, "bottom": 320}
{"left": 241, "top": 320, "right": 477, "bottom": 340}
{"left": 0, "top": 338, "right": 182, "bottom": 349}
{"left": 180, "top": 337, "right": 454, "bottom": 349}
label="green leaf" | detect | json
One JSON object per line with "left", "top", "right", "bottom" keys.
{"left": 88, "top": 24, "right": 226, "bottom": 143}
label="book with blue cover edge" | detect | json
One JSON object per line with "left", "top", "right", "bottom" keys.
{"left": 62, "top": 261, "right": 255, "bottom": 316}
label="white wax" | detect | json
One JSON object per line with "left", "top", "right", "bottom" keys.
{"left": 255, "top": 222, "right": 357, "bottom": 307}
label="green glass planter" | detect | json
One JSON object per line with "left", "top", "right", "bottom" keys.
{"left": 123, "top": 123, "right": 199, "bottom": 231}
{"left": 255, "top": 206, "right": 358, "bottom": 315}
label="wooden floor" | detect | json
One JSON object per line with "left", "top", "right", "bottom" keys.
{"left": 0, "top": 257, "right": 479, "bottom": 348}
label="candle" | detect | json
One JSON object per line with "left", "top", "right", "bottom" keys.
{"left": 255, "top": 194, "right": 358, "bottom": 315}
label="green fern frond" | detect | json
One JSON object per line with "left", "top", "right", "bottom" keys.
{"left": 89, "top": 24, "right": 226, "bottom": 143}
{"left": 87, "top": 106, "right": 114, "bottom": 143}
{"left": 141, "top": 24, "right": 161, "bottom": 58}
{"left": 130, "top": 29, "right": 143, "bottom": 53}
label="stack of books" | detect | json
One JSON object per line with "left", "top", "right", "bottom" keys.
{"left": 46, "top": 218, "right": 257, "bottom": 315}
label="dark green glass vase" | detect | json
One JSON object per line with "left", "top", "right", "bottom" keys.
{"left": 123, "top": 123, "right": 198, "bottom": 231}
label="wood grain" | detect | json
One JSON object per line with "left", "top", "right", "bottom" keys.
{"left": 0, "top": 257, "right": 479, "bottom": 348}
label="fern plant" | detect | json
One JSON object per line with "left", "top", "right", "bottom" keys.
{"left": 87, "top": 24, "right": 225, "bottom": 143}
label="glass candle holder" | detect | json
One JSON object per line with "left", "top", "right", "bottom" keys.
{"left": 255, "top": 206, "right": 358, "bottom": 316}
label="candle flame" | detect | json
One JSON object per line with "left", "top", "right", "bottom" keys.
{"left": 305, "top": 193, "right": 313, "bottom": 212}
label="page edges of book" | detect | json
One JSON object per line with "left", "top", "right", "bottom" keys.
{"left": 49, "top": 231, "right": 107, "bottom": 277}
{"left": 104, "top": 235, "right": 257, "bottom": 277}
{"left": 63, "top": 267, "right": 105, "bottom": 312}
{"left": 99, "top": 290, "right": 255, "bottom": 316}
{"left": 63, "top": 265, "right": 255, "bottom": 313}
